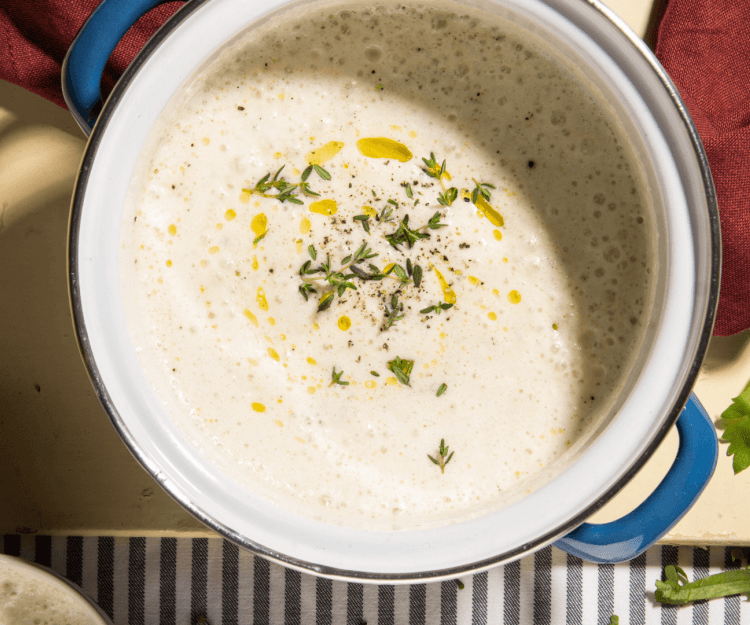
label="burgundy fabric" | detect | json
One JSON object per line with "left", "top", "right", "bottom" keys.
{"left": 1, "top": 0, "right": 748, "bottom": 334}
{"left": 0, "top": 1, "right": 182, "bottom": 108}
{"left": 655, "top": 1, "right": 750, "bottom": 336}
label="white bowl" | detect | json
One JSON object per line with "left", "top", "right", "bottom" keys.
{"left": 0, "top": 554, "right": 112, "bottom": 625}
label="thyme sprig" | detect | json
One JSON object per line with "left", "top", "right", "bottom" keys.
{"left": 387, "top": 356, "right": 413, "bottom": 386}
{"left": 428, "top": 438, "right": 454, "bottom": 474}
{"left": 298, "top": 242, "right": 378, "bottom": 311}
{"left": 301, "top": 163, "right": 332, "bottom": 182}
{"left": 420, "top": 302, "right": 454, "bottom": 315}
{"left": 472, "top": 178, "right": 496, "bottom": 203}
{"left": 438, "top": 187, "right": 458, "bottom": 207}
{"left": 242, "top": 165, "right": 321, "bottom": 204}
{"left": 422, "top": 152, "right": 448, "bottom": 181}
{"left": 384, "top": 212, "right": 446, "bottom": 249}
{"left": 353, "top": 206, "right": 395, "bottom": 234}
{"left": 329, "top": 367, "right": 349, "bottom": 387}
{"left": 383, "top": 294, "right": 404, "bottom": 330}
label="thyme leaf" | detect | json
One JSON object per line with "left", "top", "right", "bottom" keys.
{"left": 329, "top": 367, "right": 349, "bottom": 387}
{"left": 387, "top": 356, "right": 413, "bottom": 386}
{"left": 428, "top": 438, "right": 454, "bottom": 474}
{"left": 437, "top": 383, "right": 448, "bottom": 397}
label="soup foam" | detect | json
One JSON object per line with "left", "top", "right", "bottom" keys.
{"left": 122, "top": 0, "right": 657, "bottom": 530}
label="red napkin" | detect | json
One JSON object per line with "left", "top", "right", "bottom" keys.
{"left": 0, "top": 1, "right": 182, "bottom": 108}
{"left": 1, "top": 0, "right": 748, "bottom": 335}
{"left": 655, "top": 1, "right": 750, "bottom": 336}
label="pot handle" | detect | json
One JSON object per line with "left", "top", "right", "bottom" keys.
{"left": 62, "top": 0, "right": 182, "bottom": 136}
{"left": 554, "top": 393, "right": 717, "bottom": 563}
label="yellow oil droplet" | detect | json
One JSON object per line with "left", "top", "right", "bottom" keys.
{"left": 225, "top": 209, "right": 236, "bottom": 221}
{"left": 366, "top": 380, "right": 377, "bottom": 389}
{"left": 268, "top": 317, "right": 276, "bottom": 326}
{"left": 440, "top": 332, "right": 446, "bottom": 339}
{"left": 251, "top": 213, "right": 267, "bottom": 238}
{"left": 307, "top": 387, "right": 316, "bottom": 394}
{"left": 295, "top": 239, "right": 303, "bottom": 254}
{"left": 409, "top": 130, "right": 417, "bottom": 138}
{"left": 267, "top": 348, "right": 280, "bottom": 361}
{"left": 216, "top": 223, "right": 223, "bottom": 230}
{"left": 168, "top": 224, "right": 177, "bottom": 236}
{"left": 312, "top": 322, "right": 320, "bottom": 331}
{"left": 356, "top": 138, "right": 413, "bottom": 162}
{"left": 277, "top": 398, "right": 283, "bottom": 403}
{"left": 488, "top": 312, "right": 497, "bottom": 320}
{"left": 309, "top": 199, "right": 338, "bottom": 216}
{"left": 202, "top": 137, "right": 210, "bottom": 145}
{"left": 200, "top": 259, "right": 207, "bottom": 267}
{"left": 208, "top": 246, "right": 219, "bottom": 254}
{"left": 306, "top": 357, "right": 317, "bottom": 365}
{"left": 251, "top": 402, "right": 266, "bottom": 412}
{"left": 493, "top": 229, "right": 503, "bottom": 241}
{"left": 295, "top": 436, "right": 306, "bottom": 443}
{"left": 239, "top": 189, "right": 251, "bottom": 203}
{"left": 468, "top": 276, "right": 480, "bottom": 286}
{"left": 274, "top": 420, "right": 284, "bottom": 427}
{"left": 384, "top": 262, "right": 396, "bottom": 274}
{"left": 306, "top": 141, "right": 345, "bottom": 165}
{"left": 502, "top": 257, "right": 509, "bottom": 263}
{"left": 338, "top": 316, "right": 351, "bottom": 331}
{"left": 248, "top": 358, "right": 258, "bottom": 366}
{"left": 273, "top": 152, "right": 282, "bottom": 159}
{"left": 430, "top": 264, "right": 457, "bottom": 304}
{"left": 252, "top": 256, "right": 259, "bottom": 271}
{"left": 243, "top": 309, "right": 259, "bottom": 327}
{"left": 257, "top": 287, "right": 269, "bottom": 311}
{"left": 390, "top": 125, "right": 402, "bottom": 131}
{"left": 278, "top": 93, "right": 285, "bottom": 100}
{"left": 385, "top": 377, "right": 398, "bottom": 386}
{"left": 166, "top": 260, "right": 172, "bottom": 267}
{"left": 493, "top": 288, "right": 499, "bottom": 296}
{"left": 362, "top": 205, "right": 377, "bottom": 218}
{"left": 474, "top": 195, "right": 504, "bottom": 227}
{"left": 300, "top": 217, "right": 311, "bottom": 234}
{"left": 508, "top": 290, "right": 522, "bottom": 304}
{"left": 553, "top": 323, "right": 558, "bottom": 330}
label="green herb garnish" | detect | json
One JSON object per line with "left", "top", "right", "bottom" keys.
{"left": 609, "top": 617, "right": 619, "bottom": 625}
{"left": 437, "top": 383, "right": 448, "bottom": 397}
{"left": 719, "top": 379, "right": 750, "bottom": 474}
{"left": 387, "top": 356, "right": 413, "bottom": 386}
{"left": 412, "top": 264, "right": 423, "bottom": 288}
{"left": 376, "top": 84, "right": 384, "bottom": 91}
{"left": 405, "top": 183, "right": 413, "bottom": 199}
{"left": 420, "top": 302, "right": 454, "bottom": 315}
{"left": 471, "top": 179, "right": 496, "bottom": 203}
{"left": 370, "top": 371, "right": 380, "bottom": 377}
{"left": 353, "top": 214, "right": 371, "bottom": 233}
{"left": 438, "top": 187, "right": 458, "bottom": 207}
{"left": 383, "top": 294, "right": 404, "bottom": 330}
{"left": 655, "top": 565, "right": 750, "bottom": 605}
{"left": 422, "top": 152, "right": 448, "bottom": 181}
{"left": 455, "top": 579, "right": 465, "bottom": 590}
{"left": 384, "top": 212, "right": 446, "bottom": 249}
{"left": 428, "top": 438, "right": 454, "bottom": 473}
{"left": 242, "top": 165, "right": 320, "bottom": 204}
{"left": 301, "top": 163, "right": 332, "bottom": 182}
{"left": 253, "top": 231, "right": 267, "bottom": 245}
{"left": 308, "top": 244, "right": 317, "bottom": 260}
{"left": 329, "top": 367, "right": 349, "bottom": 387}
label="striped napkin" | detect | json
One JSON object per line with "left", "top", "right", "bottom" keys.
{"left": 2, "top": 536, "right": 748, "bottom": 624}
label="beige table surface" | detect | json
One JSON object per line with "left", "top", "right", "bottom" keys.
{"left": 2, "top": 0, "right": 749, "bottom": 543}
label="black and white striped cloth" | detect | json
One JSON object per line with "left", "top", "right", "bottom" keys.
{"left": 2, "top": 537, "right": 748, "bottom": 624}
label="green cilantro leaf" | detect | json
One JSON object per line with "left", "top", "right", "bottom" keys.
{"left": 719, "top": 379, "right": 750, "bottom": 474}
{"left": 655, "top": 565, "right": 750, "bottom": 605}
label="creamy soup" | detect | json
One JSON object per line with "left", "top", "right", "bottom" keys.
{"left": 0, "top": 559, "right": 102, "bottom": 625}
{"left": 122, "top": 0, "right": 656, "bottom": 530}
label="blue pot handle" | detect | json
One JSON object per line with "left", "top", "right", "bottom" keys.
{"left": 554, "top": 393, "right": 717, "bottom": 563}
{"left": 62, "top": 0, "right": 180, "bottom": 135}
